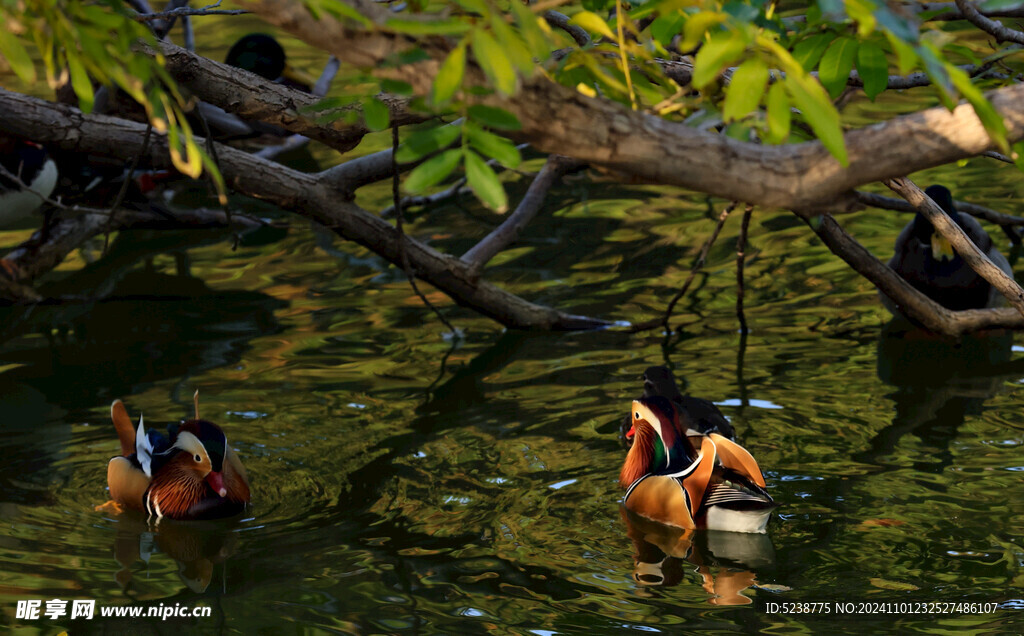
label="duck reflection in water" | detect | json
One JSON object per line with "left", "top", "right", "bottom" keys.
{"left": 107, "top": 513, "right": 239, "bottom": 594}
{"left": 870, "top": 320, "right": 1017, "bottom": 471}
{"left": 622, "top": 509, "right": 775, "bottom": 605}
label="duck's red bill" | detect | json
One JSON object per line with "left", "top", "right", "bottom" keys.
{"left": 626, "top": 424, "right": 635, "bottom": 439}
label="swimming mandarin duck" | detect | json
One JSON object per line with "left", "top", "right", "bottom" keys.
{"left": 105, "top": 396, "right": 250, "bottom": 520}
{"left": 620, "top": 396, "right": 775, "bottom": 533}
{"left": 883, "top": 184, "right": 1014, "bottom": 315}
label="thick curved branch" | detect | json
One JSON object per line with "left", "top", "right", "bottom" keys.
{"left": 955, "top": 0, "right": 1024, "bottom": 44}
{"left": 0, "top": 89, "right": 608, "bottom": 329}
{"left": 150, "top": 41, "right": 427, "bottom": 154}
{"left": 884, "top": 177, "right": 1024, "bottom": 315}
{"left": 237, "top": 0, "right": 1024, "bottom": 211}
{"left": 809, "top": 214, "right": 1024, "bottom": 336}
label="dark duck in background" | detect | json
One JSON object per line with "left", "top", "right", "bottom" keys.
{"left": 883, "top": 184, "right": 1014, "bottom": 315}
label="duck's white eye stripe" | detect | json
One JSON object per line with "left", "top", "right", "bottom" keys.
{"left": 634, "top": 412, "right": 640, "bottom": 419}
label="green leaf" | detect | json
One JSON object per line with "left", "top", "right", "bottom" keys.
{"left": 467, "top": 105, "right": 522, "bottom": 130}
{"left": 66, "top": 51, "right": 94, "bottom": 113}
{"left": 681, "top": 12, "right": 726, "bottom": 51}
{"left": 464, "top": 149, "right": 508, "bottom": 213}
{"left": 404, "top": 148, "right": 463, "bottom": 193}
{"left": 818, "top": 37, "right": 858, "bottom": 98}
{"left": 0, "top": 29, "right": 35, "bottom": 83}
{"left": 650, "top": 13, "right": 685, "bottom": 47}
{"left": 490, "top": 12, "right": 534, "bottom": 75}
{"left": 885, "top": 32, "right": 918, "bottom": 75}
{"left": 844, "top": 0, "right": 877, "bottom": 37}
{"left": 381, "top": 79, "right": 414, "bottom": 96}
{"left": 397, "top": 124, "right": 462, "bottom": 162}
{"left": 723, "top": 57, "right": 768, "bottom": 122}
{"left": 571, "top": 10, "right": 616, "bottom": 40}
{"left": 362, "top": 97, "right": 390, "bottom": 132}
{"left": 765, "top": 81, "right": 790, "bottom": 143}
{"left": 919, "top": 44, "right": 954, "bottom": 107}
{"left": 792, "top": 33, "right": 832, "bottom": 72}
{"left": 949, "top": 64, "right": 1008, "bottom": 152}
{"left": 509, "top": 0, "right": 552, "bottom": 59}
{"left": 466, "top": 124, "right": 521, "bottom": 167}
{"left": 856, "top": 41, "right": 888, "bottom": 101}
{"left": 472, "top": 28, "right": 517, "bottom": 95}
{"left": 786, "top": 74, "right": 848, "bottom": 165}
{"left": 432, "top": 42, "right": 466, "bottom": 105}
{"left": 692, "top": 30, "right": 747, "bottom": 89}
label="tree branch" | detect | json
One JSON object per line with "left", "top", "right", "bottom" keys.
{"left": 460, "top": 155, "right": 583, "bottom": 270}
{"left": 149, "top": 41, "right": 427, "bottom": 154}
{"left": 954, "top": 0, "right": 1024, "bottom": 44}
{"left": 883, "top": 177, "right": 1024, "bottom": 316}
{"left": 0, "top": 89, "right": 609, "bottom": 329}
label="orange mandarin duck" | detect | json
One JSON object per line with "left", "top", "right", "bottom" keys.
{"left": 105, "top": 395, "right": 250, "bottom": 520}
{"left": 620, "top": 396, "right": 775, "bottom": 533}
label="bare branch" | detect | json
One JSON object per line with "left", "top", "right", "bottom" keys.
{"left": 954, "top": 0, "right": 1024, "bottom": 44}
{"left": 461, "top": 156, "right": 584, "bottom": 270}
{"left": 884, "top": 176, "right": 1024, "bottom": 316}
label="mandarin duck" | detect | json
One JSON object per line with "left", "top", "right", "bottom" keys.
{"left": 105, "top": 395, "right": 250, "bottom": 520}
{"left": 620, "top": 396, "right": 775, "bottom": 534}
{"left": 883, "top": 184, "right": 1014, "bottom": 315}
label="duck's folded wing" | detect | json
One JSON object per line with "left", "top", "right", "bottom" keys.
{"left": 107, "top": 457, "right": 149, "bottom": 509}
{"left": 709, "top": 433, "right": 766, "bottom": 488}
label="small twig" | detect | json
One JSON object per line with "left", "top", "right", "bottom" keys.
{"left": 391, "top": 123, "right": 458, "bottom": 335}
{"left": 736, "top": 203, "right": 753, "bottom": 335}
{"left": 104, "top": 122, "right": 154, "bottom": 253}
